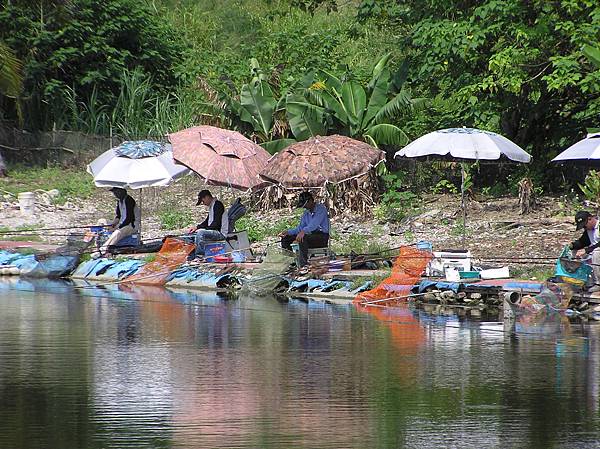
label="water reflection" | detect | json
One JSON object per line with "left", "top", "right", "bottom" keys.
{"left": 0, "top": 283, "right": 600, "bottom": 448}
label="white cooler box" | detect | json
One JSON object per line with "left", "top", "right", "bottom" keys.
{"left": 427, "top": 250, "right": 471, "bottom": 276}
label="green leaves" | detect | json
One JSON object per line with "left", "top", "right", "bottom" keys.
{"left": 365, "top": 123, "right": 408, "bottom": 147}
{"left": 579, "top": 170, "right": 600, "bottom": 204}
{"left": 0, "top": 41, "right": 23, "bottom": 99}
{"left": 285, "top": 93, "right": 327, "bottom": 140}
{"left": 239, "top": 80, "right": 277, "bottom": 140}
{"left": 340, "top": 81, "right": 366, "bottom": 133}
{"left": 583, "top": 44, "right": 600, "bottom": 69}
{"left": 0, "top": 0, "right": 185, "bottom": 130}
{"left": 261, "top": 138, "right": 297, "bottom": 154}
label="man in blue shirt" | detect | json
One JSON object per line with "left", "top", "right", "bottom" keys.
{"left": 280, "top": 191, "right": 330, "bottom": 267}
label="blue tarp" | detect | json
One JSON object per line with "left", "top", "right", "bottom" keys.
{"left": 166, "top": 268, "right": 234, "bottom": 289}
{"left": 416, "top": 280, "right": 507, "bottom": 293}
{"left": 102, "top": 259, "right": 144, "bottom": 279}
{"left": 20, "top": 255, "right": 79, "bottom": 278}
{"left": 73, "top": 259, "right": 117, "bottom": 278}
{"left": 287, "top": 278, "right": 371, "bottom": 295}
{"left": 0, "top": 250, "right": 36, "bottom": 269}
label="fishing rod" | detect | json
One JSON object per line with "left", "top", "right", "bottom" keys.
{"left": 0, "top": 225, "right": 101, "bottom": 234}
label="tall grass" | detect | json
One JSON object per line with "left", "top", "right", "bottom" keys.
{"left": 46, "top": 1, "right": 400, "bottom": 139}
{"left": 58, "top": 68, "right": 213, "bottom": 139}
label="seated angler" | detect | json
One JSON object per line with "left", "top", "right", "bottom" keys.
{"left": 94, "top": 187, "right": 140, "bottom": 258}
{"left": 188, "top": 189, "right": 227, "bottom": 259}
{"left": 570, "top": 210, "right": 600, "bottom": 291}
{"left": 280, "top": 191, "right": 330, "bottom": 267}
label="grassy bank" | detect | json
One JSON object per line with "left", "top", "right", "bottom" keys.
{"left": 0, "top": 165, "right": 95, "bottom": 204}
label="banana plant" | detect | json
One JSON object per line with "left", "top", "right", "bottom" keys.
{"left": 220, "top": 59, "right": 327, "bottom": 153}
{"left": 304, "top": 53, "right": 425, "bottom": 147}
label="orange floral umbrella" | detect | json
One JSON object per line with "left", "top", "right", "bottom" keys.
{"left": 259, "top": 135, "right": 385, "bottom": 188}
{"left": 169, "top": 126, "right": 271, "bottom": 191}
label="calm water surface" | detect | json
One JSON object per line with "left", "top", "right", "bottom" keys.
{"left": 1, "top": 279, "right": 599, "bottom": 449}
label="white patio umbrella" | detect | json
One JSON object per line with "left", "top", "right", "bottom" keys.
{"left": 87, "top": 141, "right": 190, "bottom": 189}
{"left": 395, "top": 127, "right": 531, "bottom": 162}
{"left": 87, "top": 140, "right": 191, "bottom": 238}
{"left": 551, "top": 132, "right": 600, "bottom": 166}
{"left": 395, "top": 128, "right": 532, "bottom": 246}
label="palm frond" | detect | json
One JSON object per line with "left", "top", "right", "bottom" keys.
{"left": 0, "top": 42, "right": 23, "bottom": 98}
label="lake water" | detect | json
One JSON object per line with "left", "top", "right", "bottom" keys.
{"left": 1, "top": 280, "right": 600, "bottom": 449}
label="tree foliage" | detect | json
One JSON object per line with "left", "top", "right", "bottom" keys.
{"left": 0, "top": 0, "right": 185, "bottom": 130}
{"left": 212, "top": 55, "right": 420, "bottom": 152}
{"left": 357, "top": 0, "right": 600, "bottom": 172}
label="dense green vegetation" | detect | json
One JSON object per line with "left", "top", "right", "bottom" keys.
{"left": 0, "top": 0, "right": 599, "bottom": 194}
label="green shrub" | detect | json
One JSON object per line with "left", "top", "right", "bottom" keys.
{"left": 431, "top": 179, "right": 458, "bottom": 195}
{"left": 236, "top": 213, "right": 301, "bottom": 242}
{"left": 376, "top": 171, "right": 420, "bottom": 222}
{"left": 159, "top": 210, "right": 194, "bottom": 230}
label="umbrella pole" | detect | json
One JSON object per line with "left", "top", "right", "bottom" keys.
{"left": 461, "top": 163, "right": 466, "bottom": 248}
{"left": 139, "top": 189, "right": 143, "bottom": 242}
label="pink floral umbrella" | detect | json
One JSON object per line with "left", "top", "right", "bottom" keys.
{"left": 169, "top": 126, "right": 271, "bottom": 191}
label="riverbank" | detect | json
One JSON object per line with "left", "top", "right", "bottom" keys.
{"left": 0, "top": 168, "right": 583, "bottom": 279}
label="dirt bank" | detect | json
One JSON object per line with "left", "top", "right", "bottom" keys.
{"left": 0, "top": 175, "right": 582, "bottom": 277}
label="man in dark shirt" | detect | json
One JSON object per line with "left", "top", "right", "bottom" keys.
{"left": 94, "top": 187, "right": 139, "bottom": 257}
{"left": 188, "top": 189, "right": 227, "bottom": 259}
{"left": 570, "top": 210, "right": 600, "bottom": 290}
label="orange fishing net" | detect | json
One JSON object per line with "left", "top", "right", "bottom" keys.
{"left": 354, "top": 246, "right": 432, "bottom": 306}
{"left": 125, "top": 238, "right": 195, "bottom": 285}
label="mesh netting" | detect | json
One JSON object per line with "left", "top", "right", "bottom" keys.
{"left": 241, "top": 247, "right": 295, "bottom": 295}
{"left": 518, "top": 281, "right": 574, "bottom": 314}
{"left": 354, "top": 246, "right": 432, "bottom": 306}
{"left": 125, "top": 238, "right": 195, "bottom": 285}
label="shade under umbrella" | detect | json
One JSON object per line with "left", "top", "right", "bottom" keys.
{"left": 551, "top": 132, "right": 600, "bottom": 166}
{"left": 87, "top": 140, "right": 191, "bottom": 240}
{"left": 87, "top": 141, "right": 190, "bottom": 189}
{"left": 260, "top": 135, "right": 385, "bottom": 188}
{"left": 394, "top": 128, "right": 531, "bottom": 247}
{"left": 169, "top": 126, "right": 270, "bottom": 191}
{"left": 395, "top": 127, "right": 531, "bottom": 163}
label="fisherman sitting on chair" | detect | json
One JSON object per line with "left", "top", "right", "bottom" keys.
{"left": 93, "top": 187, "right": 139, "bottom": 258}
{"left": 570, "top": 210, "right": 600, "bottom": 291}
{"left": 280, "top": 191, "right": 330, "bottom": 267}
{"left": 188, "top": 189, "right": 227, "bottom": 259}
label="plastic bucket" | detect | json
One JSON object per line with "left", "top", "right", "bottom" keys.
{"left": 205, "top": 242, "right": 226, "bottom": 262}
{"left": 18, "top": 192, "right": 35, "bottom": 215}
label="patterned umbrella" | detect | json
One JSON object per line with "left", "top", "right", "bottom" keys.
{"left": 259, "top": 135, "right": 385, "bottom": 188}
{"left": 169, "top": 126, "right": 270, "bottom": 191}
